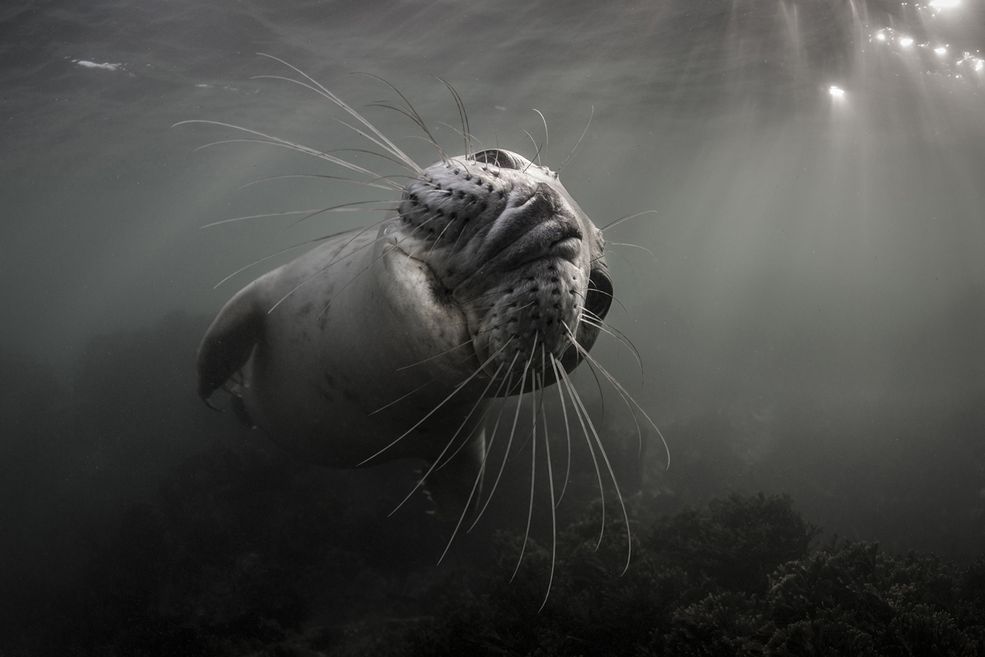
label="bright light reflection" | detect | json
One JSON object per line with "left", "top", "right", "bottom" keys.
{"left": 876, "top": 31, "right": 888, "bottom": 42}
{"left": 975, "top": 59, "right": 985, "bottom": 73}
{"left": 899, "top": 36, "right": 915, "bottom": 48}
{"left": 934, "top": 46, "right": 948, "bottom": 56}
{"left": 828, "top": 85, "right": 846, "bottom": 99}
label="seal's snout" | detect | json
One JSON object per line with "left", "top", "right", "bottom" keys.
{"left": 481, "top": 182, "right": 583, "bottom": 268}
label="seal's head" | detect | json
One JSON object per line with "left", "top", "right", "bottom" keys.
{"left": 389, "top": 148, "right": 611, "bottom": 390}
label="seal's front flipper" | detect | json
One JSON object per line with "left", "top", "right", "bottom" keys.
{"left": 197, "top": 282, "right": 263, "bottom": 404}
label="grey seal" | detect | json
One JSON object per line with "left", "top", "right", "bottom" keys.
{"left": 197, "top": 148, "right": 614, "bottom": 513}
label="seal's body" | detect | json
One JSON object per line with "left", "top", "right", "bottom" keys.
{"left": 197, "top": 149, "right": 613, "bottom": 502}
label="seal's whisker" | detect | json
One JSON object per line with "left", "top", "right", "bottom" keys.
{"left": 600, "top": 210, "right": 659, "bottom": 233}
{"left": 562, "top": 323, "right": 670, "bottom": 471}
{"left": 368, "top": 379, "right": 433, "bottom": 416}
{"left": 388, "top": 362, "right": 505, "bottom": 517}
{"left": 520, "top": 129, "right": 544, "bottom": 173}
{"left": 572, "top": 329, "right": 607, "bottom": 419}
{"left": 470, "top": 301, "right": 537, "bottom": 338}
{"left": 200, "top": 208, "right": 331, "bottom": 229}
{"left": 608, "top": 241, "right": 658, "bottom": 261}
{"left": 174, "top": 120, "right": 391, "bottom": 182}
{"left": 532, "top": 109, "right": 549, "bottom": 165}
{"left": 437, "top": 370, "right": 516, "bottom": 564}
{"left": 579, "top": 348, "right": 646, "bottom": 465}
{"left": 435, "top": 368, "right": 519, "bottom": 471}
{"left": 555, "top": 354, "right": 606, "bottom": 549}
{"left": 364, "top": 102, "right": 432, "bottom": 137}
{"left": 363, "top": 100, "right": 447, "bottom": 163}
{"left": 426, "top": 213, "right": 458, "bottom": 255}
{"left": 468, "top": 334, "right": 538, "bottom": 532}
{"left": 213, "top": 228, "right": 360, "bottom": 288}
{"left": 323, "top": 146, "right": 419, "bottom": 171}
{"left": 354, "top": 71, "right": 448, "bottom": 162}
{"left": 548, "top": 355, "right": 574, "bottom": 505}
{"left": 433, "top": 371, "right": 511, "bottom": 471}
{"left": 254, "top": 53, "right": 423, "bottom": 172}
{"left": 357, "top": 337, "right": 513, "bottom": 467}
{"left": 579, "top": 313, "right": 644, "bottom": 383}
{"left": 394, "top": 338, "right": 473, "bottom": 372}
{"left": 584, "top": 283, "right": 630, "bottom": 317}
{"left": 510, "top": 365, "right": 540, "bottom": 582}
{"left": 287, "top": 200, "right": 396, "bottom": 228}
{"left": 538, "top": 365, "right": 558, "bottom": 612}
{"left": 436, "top": 122, "right": 484, "bottom": 150}
{"left": 268, "top": 219, "right": 395, "bottom": 314}
{"left": 436, "top": 77, "right": 471, "bottom": 157}
{"left": 194, "top": 138, "right": 402, "bottom": 183}
{"left": 241, "top": 80, "right": 416, "bottom": 173}
{"left": 238, "top": 173, "right": 400, "bottom": 193}
{"left": 557, "top": 361, "right": 633, "bottom": 575}
{"left": 558, "top": 105, "right": 594, "bottom": 174}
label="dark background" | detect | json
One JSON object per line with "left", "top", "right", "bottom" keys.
{"left": 1, "top": 0, "right": 983, "bottom": 652}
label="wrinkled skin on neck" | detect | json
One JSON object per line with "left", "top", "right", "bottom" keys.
{"left": 389, "top": 149, "right": 612, "bottom": 393}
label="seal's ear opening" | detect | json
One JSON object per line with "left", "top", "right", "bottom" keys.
{"left": 585, "top": 261, "right": 614, "bottom": 323}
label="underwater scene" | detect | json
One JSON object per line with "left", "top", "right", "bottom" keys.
{"left": 2, "top": 0, "right": 984, "bottom": 654}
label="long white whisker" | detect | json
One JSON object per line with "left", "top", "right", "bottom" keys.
{"left": 212, "top": 228, "right": 356, "bottom": 288}
{"left": 554, "top": 354, "right": 606, "bottom": 549}
{"left": 395, "top": 338, "right": 473, "bottom": 372}
{"left": 532, "top": 108, "right": 549, "bottom": 164}
{"left": 254, "top": 53, "right": 423, "bottom": 173}
{"left": 549, "top": 356, "right": 574, "bottom": 505}
{"left": 356, "top": 338, "right": 512, "bottom": 467}
{"left": 579, "top": 313, "right": 645, "bottom": 384}
{"left": 265, "top": 219, "right": 394, "bottom": 314}
{"left": 201, "top": 200, "right": 393, "bottom": 230}
{"left": 608, "top": 241, "right": 658, "bottom": 260}
{"left": 557, "top": 363, "right": 633, "bottom": 575}
{"left": 238, "top": 173, "right": 399, "bottom": 193}
{"left": 436, "top": 364, "right": 517, "bottom": 564}
{"left": 521, "top": 129, "right": 544, "bottom": 173}
{"left": 368, "top": 379, "right": 433, "bottom": 416}
{"left": 356, "top": 73, "right": 448, "bottom": 162}
{"left": 287, "top": 200, "right": 395, "bottom": 228}
{"left": 563, "top": 323, "right": 670, "bottom": 471}
{"left": 468, "top": 334, "right": 539, "bottom": 532}
{"left": 579, "top": 350, "right": 645, "bottom": 470}
{"left": 435, "top": 121, "right": 484, "bottom": 150}
{"left": 433, "top": 369, "right": 512, "bottom": 471}
{"left": 582, "top": 283, "right": 631, "bottom": 317}
{"left": 558, "top": 105, "right": 594, "bottom": 173}
{"left": 511, "top": 368, "right": 540, "bottom": 582}
{"left": 538, "top": 365, "right": 557, "bottom": 612}
{"left": 600, "top": 210, "right": 659, "bottom": 233}
{"left": 388, "top": 362, "right": 504, "bottom": 517}
{"left": 173, "top": 120, "right": 388, "bottom": 181}
{"left": 250, "top": 73, "right": 421, "bottom": 173}
{"left": 435, "top": 77, "right": 471, "bottom": 157}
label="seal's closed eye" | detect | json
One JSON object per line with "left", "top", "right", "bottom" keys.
{"left": 470, "top": 149, "right": 529, "bottom": 170}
